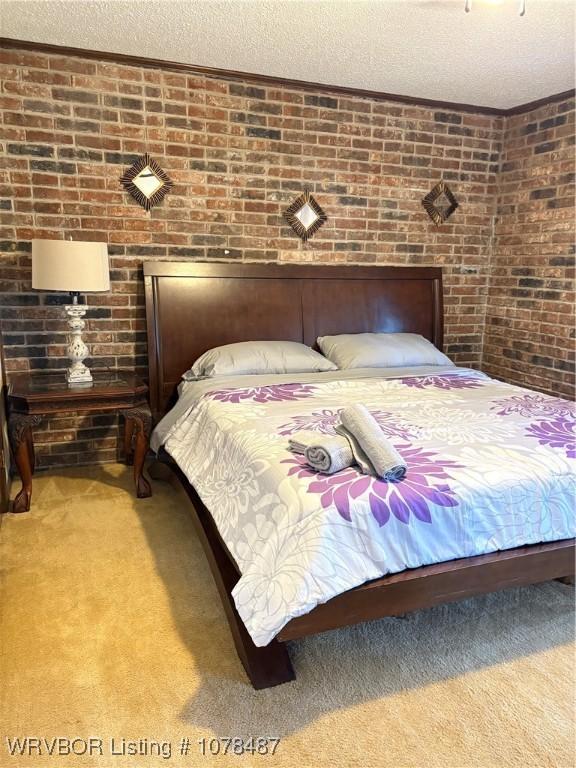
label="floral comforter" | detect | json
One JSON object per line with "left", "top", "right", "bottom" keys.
{"left": 153, "top": 367, "right": 575, "bottom": 647}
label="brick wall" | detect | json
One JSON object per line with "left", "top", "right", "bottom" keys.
{"left": 483, "top": 99, "right": 575, "bottom": 397}
{"left": 0, "top": 45, "right": 571, "bottom": 468}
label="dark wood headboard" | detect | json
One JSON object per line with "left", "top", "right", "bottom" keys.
{"left": 144, "top": 262, "right": 443, "bottom": 419}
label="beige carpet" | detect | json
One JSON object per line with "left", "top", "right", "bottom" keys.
{"left": 0, "top": 464, "right": 574, "bottom": 768}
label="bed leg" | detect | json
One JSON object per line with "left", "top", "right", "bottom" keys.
{"left": 202, "top": 542, "right": 295, "bottom": 688}
{"left": 174, "top": 467, "right": 295, "bottom": 689}
{"left": 227, "top": 612, "right": 295, "bottom": 690}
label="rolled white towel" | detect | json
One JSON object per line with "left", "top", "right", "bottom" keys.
{"left": 338, "top": 405, "right": 407, "bottom": 482}
{"left": 304, "top": 435, "right": 354, "bottom": 475}
{"left": 288, "top": 430, "right": 322, "bottom": 455}
{"left": 334, "top": 424, "right": 377, "bottom": 476}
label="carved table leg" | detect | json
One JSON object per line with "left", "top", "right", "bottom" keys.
{"left": 8, "top": 414, "right": 42, "bottom": 513}
{"left": 121, "top": 406, "right": 152, "bottom": 499}
{"left": 123, "top": 416, "right": 135, "bottom": 466}
{"left": 26, "top": 427, "right": 36, "bottom": 474}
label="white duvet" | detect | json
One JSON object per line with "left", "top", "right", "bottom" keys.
{"left": 152, "top": 367, "right": 575, "bottom": 646}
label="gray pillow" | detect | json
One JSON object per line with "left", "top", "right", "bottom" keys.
{"left": 317, "top": 333, "right": 453, "bottom": 369}
{"left": 183, "top": 340, "right": 337, "bottom": 380}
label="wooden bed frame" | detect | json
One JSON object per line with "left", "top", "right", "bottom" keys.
{"left": 144, "top": 261, "right": 575, "bottom": 689}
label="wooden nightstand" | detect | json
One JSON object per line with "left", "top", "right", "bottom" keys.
{"left": 7, "top": 370, "right": 152, "bottom": 513}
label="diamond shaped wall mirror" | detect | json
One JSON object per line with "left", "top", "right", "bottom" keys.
{"left": 120, "top": 153, "right": 173, "bottom": 211}
{"left": 133, "top": 166, "right": 164, "bottom": 197}
{"left": 422, "top": 181, "right": 459, "bottom": 226}
{"left": 295, "top": 202, "right": 319, "bottom": 230}
{"left": 284, "top": 189, "right": 327, "bottom": 242}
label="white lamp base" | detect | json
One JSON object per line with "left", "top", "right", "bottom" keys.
{"left": 65, "top": 302, "right": 94, "bottom": 388}
{"left": 66, "top": 365, "right": 93, "bottom": 386}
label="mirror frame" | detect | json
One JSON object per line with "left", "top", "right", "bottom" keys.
{"left": 120, "top": 153, "right": 173, "bottom": 211}
{"left": 422, "top": 181, "right": 459, "bottom": 226}
{"left": 283, "top": 189, "right": 327, "bottom": 242}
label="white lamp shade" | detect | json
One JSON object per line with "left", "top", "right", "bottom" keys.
{"left": 32, "top": 239, "right": 110, "bottom": 293}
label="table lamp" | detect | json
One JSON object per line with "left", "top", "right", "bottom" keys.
{"left": 32, "top": 239, "right": 110, "bottom": 386}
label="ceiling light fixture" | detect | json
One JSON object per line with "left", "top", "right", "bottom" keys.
{"left": 465, "top": 0, "right": 526, "bottom": 14}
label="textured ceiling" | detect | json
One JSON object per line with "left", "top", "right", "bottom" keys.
{"left": 1, "top": 0, "right": 574, "bottom": 109}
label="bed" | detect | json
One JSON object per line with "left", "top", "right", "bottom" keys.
{"left": 144, "top": 261, "right": 575, "bottom": 689}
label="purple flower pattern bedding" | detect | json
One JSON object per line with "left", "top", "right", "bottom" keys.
{"left": 154, "top": 368, "right": 575, "bottom": 647}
